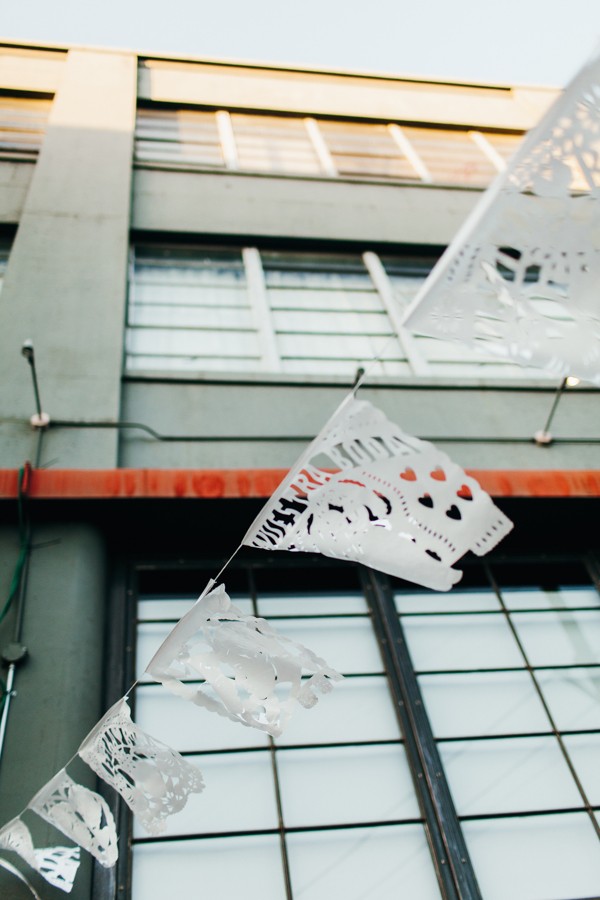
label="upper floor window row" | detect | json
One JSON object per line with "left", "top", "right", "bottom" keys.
{"left": 126, "top": 243, "right": 554, "bottom": 381}
{"left": 0, "top": 95, "right": 52, "bottom": 159}
{"left": 135, "top": 107, "right": 522, "bottom": 188}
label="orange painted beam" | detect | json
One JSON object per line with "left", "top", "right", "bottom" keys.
{"left": 0, "top": 469, "right": 600, "bottom": 499}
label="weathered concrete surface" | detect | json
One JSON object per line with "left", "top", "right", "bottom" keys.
{"left": 0, "top": 49, "right": 136, "bottom": 469}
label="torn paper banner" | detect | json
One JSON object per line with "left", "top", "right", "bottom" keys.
{"left": 402, "top": 46, "right": 600, "bottom": 384}
{"left": 147, "top": 581, "right": 343, "bottom": 737}
{"left": 78, "top": 698, "right": 204, "bottom": 836}
{"left": 0, "top": 817, "right": 80, "bottom": 894}
{"left": 243, "top": 398, "right": 512, "bottom": 591}
{"left": 29, "top": 770, "right": 118, "bottom": 868}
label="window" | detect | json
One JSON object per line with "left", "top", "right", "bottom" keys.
{"left": 316, "top": 120, "right": 419, "bottom": 181}
{"left": 129, "top": 563, "right": 446, "bottom": 900}
{"left": 399, "top": 127, "right": 500, "bottom": 187}
{"left": 397, "top": 559, "right": 600, "bottom": 900}
{"left": 0, "top": 95, "right": 52, "bottom": 159}
{"left": 134, "top": 105, "right": 523, "bottom": 187}
{"left": 135, "top": 107, "right": 224, "bottom": 168}
{"left": 0, "top": 238, "right": 10, "bottom": 293}
{"left": 229, "top": 114, "right": 322, "bottom": 175}
{"left": 122, "top": 554, "right": 600, "bottom": 899}
{"left": 126, "top": 243, "right": 554, "bottom": 380}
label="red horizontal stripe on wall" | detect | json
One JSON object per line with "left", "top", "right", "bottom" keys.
{"left": 0, "top": 469, "right": 600, "bottom": 499}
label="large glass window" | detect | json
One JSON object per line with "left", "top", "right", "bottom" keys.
{"left": 134, "top": 105, "right": 523, "bottom": 187}
{"left": 316, "top": 119, "right": 419, "bottom": 180}
{"left": 126, "top": 243, "right": 554, "bottom": 380}
{"left": 126, "top": 245, "right": 259, "bottom": 372}
{"left": 131, "top": 564, "right": 443, "bottom": 900}
{"left": 0, "top": 95, "right": 52, "bottom": 159}
{"left": 126, "top": 556, "right": 600, "bottom": 900}
{"left": 135, "top": 107, "right": 224, "bottom": 168}
{"left": 230, "top": 114, "right": 322, "bottom": 175}
{"left": 396, "top": 559, "right": 600, "bottom": 900}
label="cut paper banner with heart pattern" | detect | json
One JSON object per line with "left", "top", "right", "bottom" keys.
{"left": 243, "top": 397, "right": 512, "bottom": 590}
{"left": 402, "top": 45, "right": 600, "bottom": 384}
{"left": 29, "top": 770, "right": 118, "bottom": 868}
{"left": 0, "top": 817, "right": 80, "bottom": 894}
{"left": 78, "top": 697, "right": 204, "bottom": 836}
{"left": 147, "top": 581, "right": 343, "bottom": 736}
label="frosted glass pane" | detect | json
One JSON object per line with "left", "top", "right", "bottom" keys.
{"left": 563, "top": 734, "right": 600, "bottom": 804}
{"left": 419, "top": 671, "right": 551, "bottom": 737}
{"left": 262, "top": 262, "right": 368, "bottom": 290}
{"left": 277, "top": 744, "right": 419, "bottom": 826}
{"left": 127, "top": 326, "right": 260, "bottom": 358}
{"left": 138, "top": 597, "right": 197, "bottom": 620}
{"left": 137, "top": 622, "right": 170, "bottom": 679}
{"left": 537, "top": 667, "right": 600, "bottom": 730}
{"left": 130, "top": 304, "right": 253, "bottom": 329}
{"left": 463, "top": 813, "right": 600, "bottom": 900}
{"left": 275, "top": 675, "right": 402, "bottom": 746}
{"left": 132, "top": 834, "right": 286, "bottom": 900}
{"left": 272, "top": 309, "right": 391, "bottom": 335}
{"left": 395, "top": 590, "right": 500, "bottom": 614}
{"left": 281, "top": 357, "right": 411, "bottom": 376}
{"left": 126, "top": 354, "right": 260, "bottom": 373}
{"left": 278, "top": 618, "right": 383, "bottom": 674}
{"left": 402, "top": 615, "right": 522, "bottom": 671}
{"left": 257, "top": 592, "right": 368, "bottom": 616}
{"left": 513, "top": 610, "right": 600, "bottom": 666}
{"left": 134, "top": 685, "right": 269, "bottom": 751}
{"left": 501, "top": 587, "right": 600, "bottom": 610}
{"left": 287, "top": 824, "right": 442, "bottom": 900}
{"left": 132, "top": 751, "right": 277, "bottom": 837}
{"left": 439, "top": 737, "right": 581, "bottom": 815}
{"left": 277, "top": 332, "right": 396, "bottom": 359}
{"left": 269, "top": 289, "right": 382, "bottom": 311}
{"left": 138, "top": 595, "right": 253, "bottom": 620}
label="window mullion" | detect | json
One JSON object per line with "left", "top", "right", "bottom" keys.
{"left": 362, "top": 251, "right": 430, "bottom": 376}
{"left": 304, "top": 118, "right": 338, "bottom": 177}
{"left": 215, "top": 110, "right": 239, "bottom": 169}
{"left": 469, "top": 131, "right": 506, "bottom": 173}
{"left": 388, "top": 124, "right": 433, "bottom": 183}
{"left": 242, "top": 247, "right": 281, "bottom": 371}
{"left": 362, "top": 568, "right": 483, "bottom": 900}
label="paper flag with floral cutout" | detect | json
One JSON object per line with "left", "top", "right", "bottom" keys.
{"left": 78, "top": 698, "right": 204, "bottom": 836}
{"left": 29, "top": 770, "right": 118, "bottom": 868}
{"left": 0, "top": 817, "right": 80, "bottom": 894}
{"left": 402, "top": 46, "right": 600, "bottom": 383}
{"left": 243, "top": 397, "right": 512, "bottom": 591}
{"left": 146, "top": 581, "right": 343, "bottom": 737}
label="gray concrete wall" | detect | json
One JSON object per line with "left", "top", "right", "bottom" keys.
{"left": 138, "top": 58, "right": 557, "bottom": 129}
{"left": 0, "top": 46, "right": 65, "bottom": 93}
{"left": 133, "top": 168, "right": 479, "bottom": 244}
{"left": 0, "top": 161, "right": 35, "bottom": 224}
{"left": 0, "top": 523, "right": 107, "bottom": 900}
{"left": 0, "top": 48, "right": 136, "bottom": 469}
{"left": 119, "top": 379, "right": 600, "bottom": 470}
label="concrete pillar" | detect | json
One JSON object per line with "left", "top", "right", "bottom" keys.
{"left": 0, "top": 523, "right": 107, "bottom": 900}
{"left": 0, "top": 48, "right": 136, "bottom": 468}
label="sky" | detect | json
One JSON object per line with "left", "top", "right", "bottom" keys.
{"left": 3, "top": 0, "right": 600, "bottom": 87}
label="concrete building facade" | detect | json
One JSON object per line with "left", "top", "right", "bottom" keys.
{"left": 0, "top": 41, "right": 599, "bottom": 900}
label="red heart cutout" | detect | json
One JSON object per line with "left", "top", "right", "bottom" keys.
{"left": 430, "top": 467, "right": 446, "bottom": 481}
{"left": 457, "top": 484, "right": 473, "bottom": 501}
{"left": 400, "top": 467, "right": 417, "bottom": 481}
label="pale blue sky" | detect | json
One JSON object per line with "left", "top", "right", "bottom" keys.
{"left": 3, "top": 0, "right": 600, "bottom": 86}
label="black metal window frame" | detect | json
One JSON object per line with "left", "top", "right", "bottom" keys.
{"left": 95, "top": 550, "right": 600, "bottom": 900}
